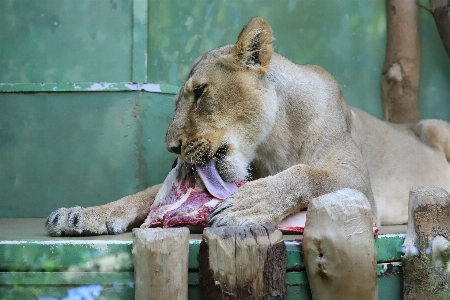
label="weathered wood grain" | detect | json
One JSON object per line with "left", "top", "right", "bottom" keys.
{"left": 303, "top": 188, "right": 378, "bottom": 300}
{"left": 199, "top": 225, "right": 286, "bottom": 299}
{"left": 132, "top": 227, "right": 189, "bottom": 300}
{"left": 402, "top": 186, "right": 450, "bottom": 299}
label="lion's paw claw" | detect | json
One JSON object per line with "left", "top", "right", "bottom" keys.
{"left": 45, "top": 207, "right": 108, "bottom": 236}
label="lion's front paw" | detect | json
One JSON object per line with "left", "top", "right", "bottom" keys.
{"left": 208, "top": 180, "right": 291, "bottom": 227}
{"left": 45, "top": 206, "right": 111, "bottom": 236}
{"left": 208, "top": 201, "right": 259, "bottom": 227}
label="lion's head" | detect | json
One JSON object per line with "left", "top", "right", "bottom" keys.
{"left": 165, "top": 17, "right": 277, "bottom": 184}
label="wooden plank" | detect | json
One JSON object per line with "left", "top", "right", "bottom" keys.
{"left": 0, "top": 272, "right": 133, "bottom": 285}
{"left": 199, "top": 225, "right": 286, "bottom": 299}
{"left": 402, "top": 186, "right": 450, "bottom": 299}
{"left": 0, "top": 219, "right": 406, "bottom": 274}
{"left": 0, "top": 285, "right": 134, "bottom": 300}
{"left": 0, "top": 234, "right": 406, "bottom": 272}
{"left": 0, "top": 240, "right": 134, "bottom": 272}
{"left": 0, "top": 267, "right": 404, "bottom": 300}
{"left": 132, "top": 228, "right": 189, "bottom": 300}
{"left": 303, "top": 189, "right": 378, "bottom": 300}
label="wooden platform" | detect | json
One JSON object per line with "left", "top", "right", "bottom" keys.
{"left": 0, "top": 218, "right": 406, "bottom": 299}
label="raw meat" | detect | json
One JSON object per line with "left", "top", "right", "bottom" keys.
{"left": 276, "top": 211, "right": 308, "bottom": 232}
{"left": 141, "top": 160, "right": 221, "bottom": 228}
{"left": 140, "top": 159, "right": 380, "bottom": 236}
{"left": 141, "top": 158, "right": 306, "bottom": 232}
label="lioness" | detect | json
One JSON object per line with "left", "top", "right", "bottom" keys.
{"left": 46, "top": 17, "right": 450, "bottom": 236}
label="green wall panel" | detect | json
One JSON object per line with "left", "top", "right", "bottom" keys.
{"left": 148, "top": 0, "right": 450, "bottom": 121}
{"left": 1, "top": 0, "right": 448, "bottom": 120}
{"left": 0, "top": 0, "right": 133, "bottom": 83}
{"left": 378, "top": 274, "right": 403, "bottom": 300}
{"left": 1, "top": 0, "right": 449, "bottom": 217}
{"left": 418, "top": 7, "right": 450, "bottom": 122}
{"left": 0, "top": 91, "right": 176, "bottom": 217}
{"left": 137, "top": 92, "right": 177, "bottom": 190}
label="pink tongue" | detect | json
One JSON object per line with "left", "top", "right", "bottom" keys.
{"left": 196, "top": 159, "right": 238, "bottom": 200}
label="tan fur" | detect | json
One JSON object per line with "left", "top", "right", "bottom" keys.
{"left": 46, "top": 17, "right": 450, "bottom": 236}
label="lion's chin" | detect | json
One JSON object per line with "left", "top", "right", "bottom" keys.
{"left": 215, "top": 149, "right": 251, "bottom": 183}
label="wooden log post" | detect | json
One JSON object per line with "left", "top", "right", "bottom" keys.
{"left": 199, "top": 225, "right": 286, "bottom": 299}
{"left": 402, "top": 186, "right": 450, "bottom": 299}
{"left": 132, "top": 227, "right": 190, "bottom": 300}
{"left": 381, "top": 0, "right": 421, "bottom": 123}
{"left": 303, "top": 188, "right": 378, "bottom": 300}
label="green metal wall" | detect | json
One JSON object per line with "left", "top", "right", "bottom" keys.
{"left": 0, "top": 0, "right": 133, "bottom": 83}
{"left": 0, "top": 88, "right": 176, "bottom": 217}
{"left": 1, "top": 0, "right": 449, "bottom": 217}
{"left": 147, "top": 0, "right": 450, "bottom": 120}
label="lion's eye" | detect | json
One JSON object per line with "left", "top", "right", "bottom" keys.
{"left": 193, "top": 84, "right": 207, "bottom": 104}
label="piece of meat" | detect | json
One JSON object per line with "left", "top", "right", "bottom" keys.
{"left": 276, "top": 211, "right": 307, "bottom": 232}
{"left": 140, "top": 159, "right": 381, "bottom": 236}
{"left": 141, "top": 160, "right": 219, "bottom": 228}
{"left": 141, "top": 159, "right": 307, "bottom": 232}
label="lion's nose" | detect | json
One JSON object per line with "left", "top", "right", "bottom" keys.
{"left": 168, "top": 140, "right": 182, "bottom": 154}
{"left": 170, "top": 146, "right": 181, "bottom": 154}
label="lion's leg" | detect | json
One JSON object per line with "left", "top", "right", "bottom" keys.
{"left": 45, "top": 184, "right": 161, "bottom": 236}
{"left": 412, "top": 119, "right": 450, "bottom": 161}
{"left": 209, "top": 162, "right": 376, "bottom": 227}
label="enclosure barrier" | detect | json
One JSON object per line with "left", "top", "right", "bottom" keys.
{"left": 5, "top": 188, "right": 450, "bottom": 298}
{"left": 132, "top": 189, "right": 378, "bottom": 299}
{"left": 0, "top": 218, "right": 405, "bottom": 299}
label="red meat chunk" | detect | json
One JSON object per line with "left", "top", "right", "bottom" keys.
{"left": 141, "top": 159, "right": 306, "bottom": 232}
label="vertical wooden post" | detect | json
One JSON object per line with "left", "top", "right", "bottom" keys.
{"left": 402, "top": 186, "right": 450, "bottom": 299}
{"left": 381, "top": 0, "right": 421, "bottom": 123}
{"left": 303, "top": 188, "right": 378, "bottom": 300}
{"left": 132, "top": 227, "right": 190, "bottom": 300}
{"left": 199, "top": 225, "right": 286, "bottom": 299}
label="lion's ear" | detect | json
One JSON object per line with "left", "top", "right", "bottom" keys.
{"left": 234, "top": 17, "right": 274, "bottom": 73}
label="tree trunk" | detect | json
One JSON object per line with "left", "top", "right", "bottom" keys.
{"left": 429, "top": 0, "right": 450, "bottom": 58}
{"left": 381, "top": 0, "right": 421, "bottom": 123}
